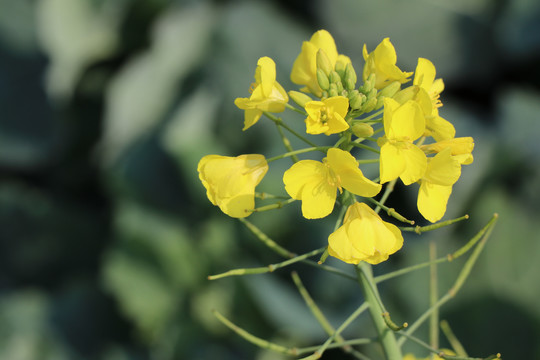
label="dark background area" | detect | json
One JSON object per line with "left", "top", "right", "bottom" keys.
{"left": 1, "top": 0, "right": 540, "bottom": 359}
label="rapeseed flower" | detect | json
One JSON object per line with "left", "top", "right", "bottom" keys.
{"left": 291, "top": 30, "right": 351, "bottom": 96}
{"left": 304, "top": 96, "right": 350, "bottom": 135}
{"left": 378, "top": 98, "right": 427, "bottom": 185}
{"left": 234, "top": 57, "right": 288, "bottom": 130}
{"left": 362, "top": 38, "right": 412, "bottom": 89}
{"left": 198, "top": 154, "right": 268, "bottom": 218}
{"left": 417, "top": 148, "right": 461, "bottom": 222}
{"left": 328, "top": 202, "right": 403, "bottom": 264}
{"left": 283, "top": 148, "right": 381, "bottom": 219}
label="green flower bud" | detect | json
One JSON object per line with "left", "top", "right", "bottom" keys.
{"left": 288, "top": 91, "right": 313, "bottom": 108}
{"left": 351, "top": 123, "right": 374, "bottom": 138}
{"left": 349, "top": 91, "right": 365, "bottom": 110}
{"left": 328, "top": 83, "right": 339, "bottom": 97}
{"left": 329, "top": 70, "right": 342, "bottom": 85}
{"left": 361, "top": 73, "right": 376, "bottom": 94}
{"left": 362, "top": 97, "right": 378, "bottom": 113}
{"left": 377, "top": 81, "right": 401, "bottom": 99}
{"left": 317, "top": 69, "right": 330, "bottom": 91}
{"left": 344, "top": 63, "right": 357, "bottom": 90}
{"left": 316, "top": 49, "right": 333, "bottom": 76}
{"left": 335, "top": 59, "right": 347, "bottom": 79}
{"left": 336, "top": 81, "right": 344, "bottom": 93}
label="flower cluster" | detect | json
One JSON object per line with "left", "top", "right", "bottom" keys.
{"left": 197, "top": 30, "right": 474, "bottom": 265}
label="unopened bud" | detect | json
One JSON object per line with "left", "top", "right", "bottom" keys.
{"left": 349, "top": 92, "right": 366, "bottom": 110}
{"left": 362, "top": 97, "right": 378, "bottom": 113}
{"left": 344, "top": 63, "right": 357, "bottom": 90}
{"left": 316, "top": 49, "right": 333, "bottom": 76}
{"left": 361, "top": 73, "right": 376, "bottom": 93}
{"left": 351, "top": 123, "right": 374, "bottom": 138}
{"left": 316, "top": 69, "right": 330, "bottom": 90}
{"left": 336, "top": 81, "right": 344, "bottom": 93}
{"left": 335, "top": 55, "right": 350, "bottom": 79}
{"left": 329, "top": 70, "right": 342, "bottom": 85}
{"left": 288, "top": 91, "right": 313, "bottom": 108}
{"left": 378, "top": 81, "right": 401, "bottom": 99}
{"left": 328, "top": 84, "right": 339, "bottom": 97}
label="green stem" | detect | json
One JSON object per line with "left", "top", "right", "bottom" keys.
{"left": 350, "top": 142, "right": 380, "bottom": 154}
{"left": 264, "top": 112, "right": 319, "bottom": 148}
{"left": 249, "top": 198, "right": 296, "bottom": 213}
{"left": 429, "top": 240, "right": 439, "bottom": 352}
{"left": 365, "top": 197, "right": 414, "bottom": 224}
{"left": 299, "top": 302, "right": 370, "bottom": 360}
{"left": 400, "top": 215, "right": 469, "bottom": 233}
{"left": 440, "top": 320, "right": 468, "bottom": 357}
{"left": 285, "top": 102, "right": 308, "bottom": 116}
{"left": 356, "top": 263, "right": 402, "bottom": 360}
{"left": 208, "top": 247, "right": 326, "bottom": 280}
{"left": 375, "top": 179, "right": 397, "bottom": 214}
{"left": 275, "top": 123, "right": 299, "bottom": 162}
{"left": 266, "top": 146, "right": 331, "bottom": 163}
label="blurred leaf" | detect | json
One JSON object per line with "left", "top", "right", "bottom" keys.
{"left": 102, "top": 3, "right": 215, "bottom": 164}
{"left": 0, "top": 291, "right": 69, "bottom": 360}
{"left": 0, "top": 0, "right": 37, "bottom": 54}
{"left": 497, "top": 87, "right": 540, "bottom": 159}
{"left": 36, "top": 0, "right": 125, "bottom": 100}
{"left": 102, "top": 250, "right": 176, "bottom": 341}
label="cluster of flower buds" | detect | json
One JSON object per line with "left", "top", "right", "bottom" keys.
{"left": 197, "top": 30, "right": 474, "bottom": 265}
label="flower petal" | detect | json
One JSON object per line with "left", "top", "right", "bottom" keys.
{"left": 417, "top": 181, "right": 452, "bottom": 223}
{"left": 399, "top": 145, "right": 427, "bottom": 185}
{"left": 379, "top": 142, "right": 406, "bottom": 184}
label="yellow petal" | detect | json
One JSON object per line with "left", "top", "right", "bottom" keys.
{"left": 328, "top": 223, "right": 366, "bottom": 264}
{"left": 379, "top": 142, "right": 406, "bottom": 184}
{"left": 283, "top": 160, "right": 336, "bottom": 219}
{"left": 417, "top": 181, "right": 452, "bottom": 223}
{"left": 242, "top": 109, "right": 263, "bottom": 131}
{"left": 427, "top": 115, "right": 456, "bottom": 141}
{"left": 326, "top": 148, "right": 381, "bottom": 197}
{"left": 424, "top": 148, "right": 461, "bottom": 186}
{"left": 387, "top": 100, "right": 425, "bottom": 141}
{"left": 309, "top": 30, "right": 338, "bottom": 65}
{"left": 413, "top": 58, "right": 436, "bottom": 91}
{"left": 256, "top": 57, "right": 276, "bottom": 97}
{"left": 399, "top": 145, "right": 427, "bottom": 185}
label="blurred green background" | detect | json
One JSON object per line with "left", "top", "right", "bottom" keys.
{"left": 1, "top": 0, "right": 540, "bottom": 359}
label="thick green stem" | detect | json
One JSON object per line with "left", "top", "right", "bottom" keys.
{"left": 357, "top": 263, "right": 402, "bottom": 360}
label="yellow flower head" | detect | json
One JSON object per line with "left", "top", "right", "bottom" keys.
{"left": 291, "top": 30, "right": 351, "bottom": 96}
{"left": 197, "top": 154, "right": 268, "bottom": 218}
{"left": 362, "top": 38, "right": 413, "bottom": 89}
{"left": 393, "top": 80, "right": 455, "bottom": 142}
{"left": 421, "top": 137, "right": 475, "bottom": 165}
{"left": 234, "top": 57, "right": 289, "bottom": 130}
{"left": 304, "top": 96, "right": 350, "bottom": 135}
{"left": 328, "top": 202, "right": 403, "bottom": 264}
{"left": 283, "top": 148, "right": 381, "bottom": 219}
{"left": 413, "top": 58, "right": 444, "bottom": 110}
{"left": 378, "top": 98, "right": 427, "bottom": 185}
{"left": 417, "top": 148, "right": 462, "bottom": 223}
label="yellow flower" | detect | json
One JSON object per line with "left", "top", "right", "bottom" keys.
{"left": 197, "top": 154, "right": 268, "bottom": 218}
{"left": 234, "top": 57, "right": 288, "bottom": 130}
{"left": 291, "top": 29, "right": 351, "bottom": 96}
{"left": 378, "top": 98, "right": 427, "bottom": 185}
{"left": 328, "top": 202, "right": 403, "bottom": 264}
{"left": 362, "top": 38, "right": 412, "bottom": 89}
{"left": 421, "top": 137, "right": 475, "bottom": 165}
{"left": 283, "top": 148, "right": 381, "bottom": 219}
{"left": 417, "top": 148, "right": 461, "bottom": 223}
{"left": 393, "top": 58, "right": 455, "bottom": 141}
{"left": 304, "top": 96, "right": 350, "bottom": 135}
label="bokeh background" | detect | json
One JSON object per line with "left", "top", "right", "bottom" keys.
{"left": 1, "top": 0, "right": 540, "bottom": 359}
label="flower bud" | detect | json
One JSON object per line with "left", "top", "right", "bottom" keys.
{"left": 328, "top": 83, "right": 339, "bottom": 97}
{"left": 352, "top": 123, "right": 374, "bottom": 138}
{"left": 344, "top": 63, "right": 357, "bottom": 90}
{"left": 335, "top": 58, "right": 347, "bottom": 78}
{"left": 361, "top": 73, "right": 376, "bottom": 93}
{"left": 329, "top": 70, "right": 342, "bottom": 85}
{"left": 349, "top": 91, "right": 366, "bottom": 110}
{"left": 336, "top": 81, "right": 344, "bottom": 93}
{"left": 362, "top": 97, "right": 378, "bottom": 113}
{"left": 316, "top": 49, "right": 333, "bottom": 76}
{"left": 288, "top": 91, "right": 313, "bottom": 108}
{"left": 316, "top": 69, "right": 330, "bottom": 90}
{"left": 377, "top": 81, "right": 401, "bottom": 99}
